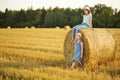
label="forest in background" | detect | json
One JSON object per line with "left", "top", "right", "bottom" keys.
{"left": 0, "top": 4, "right": 120, "bottom": 28}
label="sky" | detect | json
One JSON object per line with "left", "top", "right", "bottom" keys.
{"left": 0, "top": 0, "right": 120, "bottom": 12}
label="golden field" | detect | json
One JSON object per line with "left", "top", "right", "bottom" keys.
{"left": 0, "top": 28, "right": 120, "bottom": 80}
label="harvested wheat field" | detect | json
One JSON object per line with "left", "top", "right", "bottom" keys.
{"left": 0, "top": 28, "right": 120, "bottom": 80}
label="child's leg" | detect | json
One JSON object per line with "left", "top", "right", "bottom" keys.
{"left": 75, "top": 24, "right": 88, "bottom": 34}
{"left": 72, "top": 24, "right": 81, "bottom": 40}
{"left": 73, "top": 24, "right": 88, "bottom": 43}
{"left": 72, "top": 27, "right": 76, "bottom": 41}
{"left": 70, "top": 61, "right": 76, "bottom": 69}
{"left": 72, "top": 34, "right": 77, "bottom": 44}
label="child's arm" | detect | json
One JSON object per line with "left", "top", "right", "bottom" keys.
{"left": 89, "top": 15, "right": 92, "bottom": 28}
{"left": 89, "top": 15, "right": 94, "bottom": 31}
{"left": 80, "top": 42, "right": 83, "bottom": 58}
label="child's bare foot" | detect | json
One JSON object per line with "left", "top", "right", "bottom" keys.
{"left": 70, "top": 67, "right": 74, "bottom": 70}
{"left": 78, "top": 61, "right": 83, "bottom": 67}
{"left": 78, "top": 62, "right": 81, "bottom": 64}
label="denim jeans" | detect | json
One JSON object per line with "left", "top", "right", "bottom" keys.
{"left": 72, "top": 23, "right": 89, "bottom": 39}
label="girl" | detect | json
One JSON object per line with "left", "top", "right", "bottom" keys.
{"left": 71, "top": 6, "right": 92, "bottom": 43}
{"left": 70, "top": 33, "right": 83, "bottom": 70}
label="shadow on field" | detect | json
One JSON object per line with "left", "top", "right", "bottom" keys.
{"left": 0, "top": 45, "right": 66, "bottom": 68}
{"left": 0, "top": 59, "right": 66, "bottom": 69}
{"left": 106, "top": 69, "right": 120, "bottom": 77}
{"left": 1, "top": 44, "right": 63, "bottom": 54}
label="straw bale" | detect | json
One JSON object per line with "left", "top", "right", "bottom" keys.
{"left": 64, "top": 28, "right": 116, "bottom": 66}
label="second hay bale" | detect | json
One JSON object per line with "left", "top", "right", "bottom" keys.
{"left": 7, "top": 26, "right": 11, "bottom": 29}
{"left": 55, "top": 26, "right": 60, "bottom": 29}
{"left": 64, "top": 26, "right": 71, "bottom": 30}
{"left": 64, "top": 28, "right": 116, "bottom": 66}
{"left": 25, "top": 26, "right": 28, "bottom": 29}
{"left": 30, "top": 26, "right": 35, "bottom": 29}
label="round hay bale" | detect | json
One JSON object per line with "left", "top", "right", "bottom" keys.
{"left": 64, "top": 28, "right": 116, "bottom": 66}
{"left": 106, "top": 29, "right": 120, "bottom": 60}
{"left": 31, "top": 26, "right": 35, "bottom": 29}
{"left": 64, "top": 26, "right": 70, "bottom": 30}
{"left": 25, "top": 26, "right": 28, "bottom": 29}
{"left": 55, "top": 26, "right": 60, "bottom": 29}
{"left": 7, "top": 26, "right": 11, "bottom": 29}
{"left": 64, "top": 30, "right": 74, "bottom": 65}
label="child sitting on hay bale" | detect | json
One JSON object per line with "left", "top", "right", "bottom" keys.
{"left": 71, "top": 5, "right": 92, "bottom": 44}
{"left": 70, "top": 33, "right": 83, "bottom": 70}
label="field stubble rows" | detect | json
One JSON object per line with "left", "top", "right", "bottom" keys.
{"left": 0, "top": 28, "right": 120, "bottom": 80}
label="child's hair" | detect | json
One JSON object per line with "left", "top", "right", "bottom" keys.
{"left": 77, "top": 33, "right": 82, "bottom": 38}
{"left": 82, "top": 5, "right": 91, "bottom": 15}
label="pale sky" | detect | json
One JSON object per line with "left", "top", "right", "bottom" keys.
{"left": 0, "top": 0, "right": 120, "bottom": 12}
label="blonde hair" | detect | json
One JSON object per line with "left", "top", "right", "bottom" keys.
{"left": 77, "top": 33, "right": 82, "bottom": 38}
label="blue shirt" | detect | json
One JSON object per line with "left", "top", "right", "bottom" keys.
{"left": 82, "top": 13, "right": 92, "bottom": 26}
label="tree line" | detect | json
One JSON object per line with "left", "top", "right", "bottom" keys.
{"left": 0, "top": 4, "right": 120, "bottom": 28}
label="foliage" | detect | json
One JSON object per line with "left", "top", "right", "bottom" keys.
{"left": 0, "top": 4, "right": 120, "bottom": 28}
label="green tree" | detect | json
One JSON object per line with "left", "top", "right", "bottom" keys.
{"left": 93, "top": 4, "right": 114, "bottom": 28}
{"left": 4, "top": 9, "right": 16, "bottom": 27}
{"left": 44, "top": 8, "right": 54, "bottom": 27}
{"left": 15, "top": 9, "right": 27, "bottom": 27}
{"left": 0, "top": 4, "right": 119, "bottom": 28}
{"left": 0, "top": 11, "right": 5, "bottom": 28}
{"left": 113, "top": 10, "right": 120, "bottom": 27}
